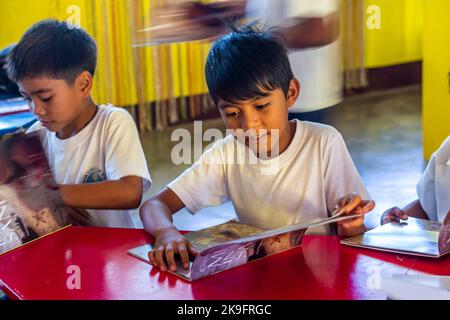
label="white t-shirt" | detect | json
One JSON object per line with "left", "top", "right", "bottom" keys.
{"left": 246, "top": 0, "right": 342, "bottom": 112}
{"left": 27, "top": 104, "right": 152, "bottom": 228}
{"left": 168, "top": 120, "right": 370, "bottom": 235}
{"left": 417, "top": 136, "right": 450, "bottom": 222}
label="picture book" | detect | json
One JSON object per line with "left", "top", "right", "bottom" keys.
{"left": 129, "top": 212, "right": 359, "bottom": 281}
{"left": 0, "top": 132, "right": 71, "bottom": 255}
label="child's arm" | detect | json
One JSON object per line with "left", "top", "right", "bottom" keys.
{"left": 58, "top": 176, "right": 143, "bottom": 209}
{"left": 283, "top": 11, "right": 340, "bottom": 49}
{"left": 380, "top": 199, "right": 430, "bottom": 225}
{"left": 139, "top": 187, "right": 199, "bottom": 272}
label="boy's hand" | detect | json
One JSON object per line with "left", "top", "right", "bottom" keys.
{"left": 335, "top": 193, "right": 375, "bottom": 237}
{"left": 148, "top": 227, "right": 199, "bottom": 272}
{"left": 380, "top": 207, "right": 408, "bottom": 225}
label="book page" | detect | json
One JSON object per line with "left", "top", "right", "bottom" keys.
{"left": 341, "top": 217, "right": 445, "bottom": 257}
{"left": 0, "top": 133, "right": 70, "bottom": 255}
{"left": 184, "top": 221, "right": 264, "bottom": 251}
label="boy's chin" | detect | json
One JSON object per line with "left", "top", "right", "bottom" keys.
{"left": 42, "top": 123, "right": 60, "bottom": 132}
{"left": 44, "top": 126, "right": 58, "bottom": 132}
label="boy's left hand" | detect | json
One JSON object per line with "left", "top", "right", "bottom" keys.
{"left": 335, "top": 193, "right": 375, "bottom": 237}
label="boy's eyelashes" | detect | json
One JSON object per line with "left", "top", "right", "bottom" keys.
{"left": 21, "top": 95, "right": 53, "bottom": 103}
{"left": 255, "top": 103, "right": 270, "bottom": 110}
{"left": 40, "top": 96, "right": 53, "bottom": 102}
{"left": 225, "top": 111, "right": 240, "bottom": 118}
{"left": 224, "top": 103, "right": 271, "bottom": 118}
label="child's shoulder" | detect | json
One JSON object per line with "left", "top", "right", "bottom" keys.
{"left": 298, "top": 120, "right": 343, "bottom": 142}
{"left": 439, "top": 135, "right": 450, "bottom": 152}
{"left": 95, "top": 104, "right": 136, "bottom": 130}
{"left": 97, "top": 104, "right": 133, "bottom": 121}
{"left": 434, "top": 135, "right": 450, "bottom": 164}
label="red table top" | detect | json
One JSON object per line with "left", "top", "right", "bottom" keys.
{"left": 0, "top": 226, "right": 449, "bottom": 300}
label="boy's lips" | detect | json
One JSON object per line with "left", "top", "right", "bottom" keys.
{"left": 39, "top": 120, "right": 52, "bottom": 128}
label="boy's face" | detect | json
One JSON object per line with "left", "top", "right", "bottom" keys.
{"left": 217, "top": 79, "right": 300, "bottom": 157}
{"left": 18, "top": 73, "right": 91, "bottom": 133}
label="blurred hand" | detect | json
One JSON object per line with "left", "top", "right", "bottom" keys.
{"left": 335, "top": 193, "right": 375, "bottom": 237}
{"left": 141, "top": 2, "right": 232, "bottom": 45}
{"left": 148, "top": 227, "right": 199, "bottom": 272}
{"left": 380, "top": 207, "right": 408, "bottom": 225}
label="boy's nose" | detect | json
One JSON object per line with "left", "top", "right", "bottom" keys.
{"left": 241, "top": 111, "right": 260, "bottom": 130}
{"left": 30, "top": 100, "right": 46, "bottom": 116}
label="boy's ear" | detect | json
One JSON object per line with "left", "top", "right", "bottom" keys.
{"left": 287, "top": 78, "right": 300, "bottom": 108}
{"left": 76, "top": 71, "right": 93, "bottom": 97}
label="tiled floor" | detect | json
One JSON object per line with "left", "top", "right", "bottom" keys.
{"left": 139, "top": 85, "right": 425, "bottom": 231}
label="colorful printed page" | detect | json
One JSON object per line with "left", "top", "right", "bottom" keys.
{"left": 128, "top": 213, "right": 360, "bottom": 281}
{"left": 0, "top": 133, "right": 70, "bottom": 255}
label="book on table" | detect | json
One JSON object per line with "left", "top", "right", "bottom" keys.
{"left": 129, "top": 212, "right": 359, "bottom": 281}
{"left": 341, "top": 213, "right": 450, "bottom": 258}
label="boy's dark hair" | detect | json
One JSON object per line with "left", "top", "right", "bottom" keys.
{"left": 6, "top": 19, "right": 97, "bottom": 84}
{"left": 205, "top": 21, "right": 294, "bottom": 105}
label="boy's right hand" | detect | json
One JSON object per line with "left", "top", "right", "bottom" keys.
{"left": 148, "top": 227, "right": 199, "bottom": 272}
{"left": 380, "top": 207, "right": 409, "bottom": 225}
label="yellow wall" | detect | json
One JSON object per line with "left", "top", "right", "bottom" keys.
{"left": 422, "top": 0, "right": 450, "bottom": 159}
{"left": 364, "top": 0, "right": 423, "bottom": 68}
{"left": 0, "top": 1, "right": 87, "bottom": 48}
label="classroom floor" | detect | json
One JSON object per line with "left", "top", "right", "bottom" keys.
{"left": 139, "top": 84, "right": 424, "bottom": 231}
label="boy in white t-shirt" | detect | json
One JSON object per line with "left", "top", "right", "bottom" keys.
{"left": 6, "top": 20, "right": 151, "bottom": 228}
{"left": 381, "top": 136, "right": 450, "bottom": 225}
{"left": 140, "top": 23, "right": 374, "bottom": 273}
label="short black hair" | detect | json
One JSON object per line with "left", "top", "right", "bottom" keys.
{"left": 6, "top": 19, "right": 97, "bottom": 84}
{"left": 205, "top": 21, "right": 294, "bottom": 106}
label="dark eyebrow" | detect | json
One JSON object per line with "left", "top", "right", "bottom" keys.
{"left": 218, "top": 103, "right": 234, "bottom": 110}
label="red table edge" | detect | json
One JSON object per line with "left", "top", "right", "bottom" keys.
{"left": 1, "top": 226, "right": 448, "bottom": 300}
{"left": 1, "top": 280, "right": 21, "bottom": 300}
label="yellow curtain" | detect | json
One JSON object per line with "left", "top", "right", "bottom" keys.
{"left": 0, "top": 0, "right": 212, "bottom": 132}
{"left": 87, "top": 0, "right": 212, "bottom": 131}
{"left": 341, "top": 0, "right": 368, "bottom": 90}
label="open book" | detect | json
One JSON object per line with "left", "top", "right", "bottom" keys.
{"left": 341, "top": 213, "right": 450, "bottom": 258}
{"left": 129, "top": 212, "right": 359, "bottom": 281}
{"left": 0, "top": 133, "right": 71, "bottom": 255}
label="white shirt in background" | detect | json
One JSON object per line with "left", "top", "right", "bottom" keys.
{"left": 246, "top": 0, "right": 343, "bottom": 112}
{"left": 417, "top": 136, "right": 450, "bottom": 222}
